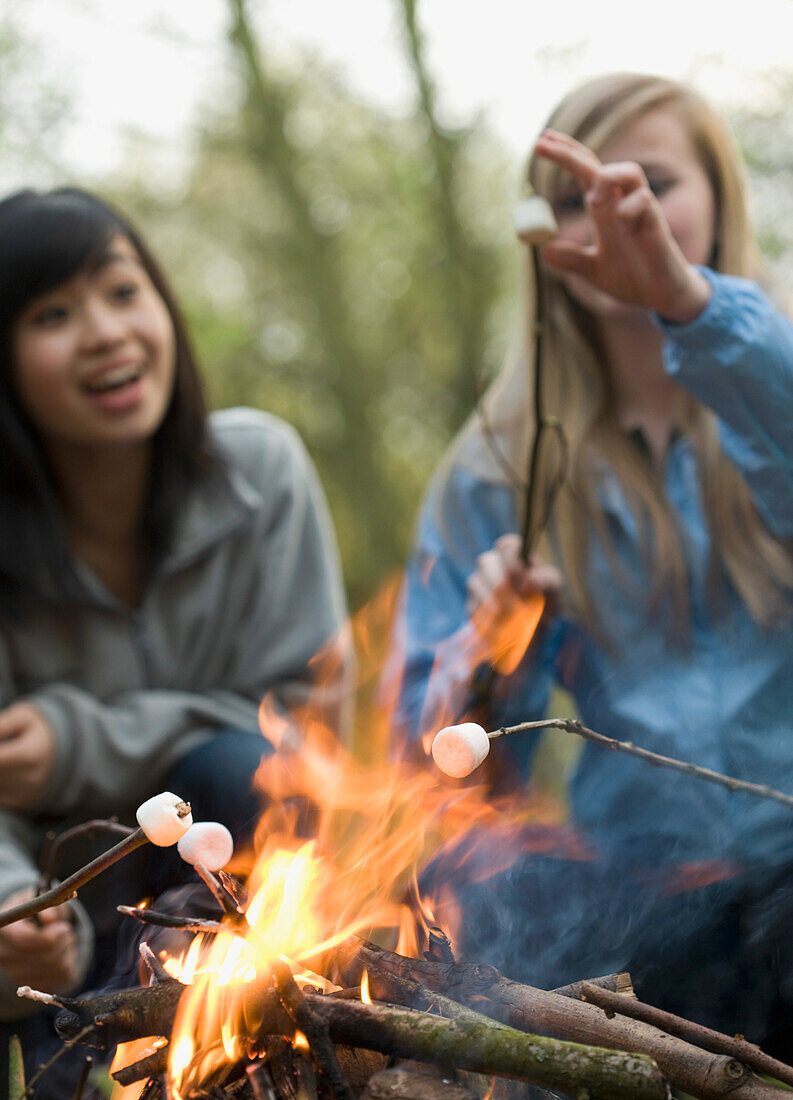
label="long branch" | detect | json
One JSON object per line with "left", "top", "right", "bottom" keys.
{"left": 580, "top": 982, "right": 793, "bottom": 1089}
{"left": 490, "top": 718, "right": 793, "bottom": 811}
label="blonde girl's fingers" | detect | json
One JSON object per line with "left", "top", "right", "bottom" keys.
{"left": 541, "top": 238, "right": 598, "bottom": 280}
{"left": 588, "top": 161, "right": 647, "bottom": 205}
{"left": 525, "top": 563, "right": 564, "bottom": 593}
{"left": 493, "top": 532, "right": 523, "bottom": 558}
{"left": 617, "top": 185, "right": 665, "bottom": 235}
{"left": 534, "top": 130, "right": 601, "bottom": 190}
{"left": 476, "top": 548, "right": 507, "bottom": 591}
{"left": 465, "top": 573, "right": 490, "bottom": 614}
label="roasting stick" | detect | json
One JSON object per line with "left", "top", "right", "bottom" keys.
{"left": 432, "top": 718, "right": 793, "bottom": 810}
{"left": 0, "top": 793, "right": 194, "bottom": 930}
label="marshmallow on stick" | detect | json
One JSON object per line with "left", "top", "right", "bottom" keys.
{"left": 136, "top": 792, "right": 193, "bottom": 847}
{"left": 513, "top": 195, "right": 558, "bottom": 245}
{"left": 178, "top": 821, "right": 234, "bottom": 872}
{"left": 431, "top": 722, "right": 491, "bottom": 778}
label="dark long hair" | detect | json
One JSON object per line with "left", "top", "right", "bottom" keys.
{"left": 0, "top": 187, "right": 215, "bottom": 606}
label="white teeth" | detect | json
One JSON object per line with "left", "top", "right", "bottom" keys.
{"left": 86, "top": 365, "right": 142, "bottom": 393}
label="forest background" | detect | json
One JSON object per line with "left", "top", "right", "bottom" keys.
{"left": 4, "top": 0, "right": 793, "bottom": 790}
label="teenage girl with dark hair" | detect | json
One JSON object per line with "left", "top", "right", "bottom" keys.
{"left": 0, "top": 188, "right": 351, "bottom": 1037}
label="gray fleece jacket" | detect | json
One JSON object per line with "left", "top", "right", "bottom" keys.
{"left": 0, "top": 407, "right": 351, "bottom": 1018}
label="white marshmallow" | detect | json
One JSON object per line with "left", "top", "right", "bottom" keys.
{"left": 177, "top": 821, "right": 235, "bottom": 872}
{"left": 431, "top": 722, "right": 491, "bottom": 778}
{"left": 512, "top": 196, "right": 558, "bottom": 245}
{"left": 136, "top": 792, "right": 193, "bottom": 847}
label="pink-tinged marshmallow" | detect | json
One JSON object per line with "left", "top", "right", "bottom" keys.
{"left": 177, "top": 821, "right": 235, "bottom": 872}
{"left": 431, "top": 722, "right": 491, "bottom": 778}
{"left": 136, "top": 792, "right": 193, "bottom": 847}
{"left": 513, "top": 196, "right": 558, "bottom": 245}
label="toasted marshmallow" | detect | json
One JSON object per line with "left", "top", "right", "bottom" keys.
{"left": 177, "top": 821, "right": 235, "bottom": 872}
{"left": 431, "top": 722, "right": 491, "bottom": 778}
{"left": 136, "top": 792, "right": 193, "bottom": 847}
{"left": 513, "top": 195, "right": 558, "bottom": 245}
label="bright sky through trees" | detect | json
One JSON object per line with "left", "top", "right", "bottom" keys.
{"left": 12, "top": 0, "right": 793, "bottom": 182}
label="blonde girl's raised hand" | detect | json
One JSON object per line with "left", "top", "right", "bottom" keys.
{"left": 534, "top": 128, "right": 712, "bottom": 324}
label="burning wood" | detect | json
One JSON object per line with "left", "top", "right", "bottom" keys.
{"left": 9, "top": 627, "right": 793, "bottom": 1100}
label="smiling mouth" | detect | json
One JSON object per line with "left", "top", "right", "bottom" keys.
{"left": 84, "top": 365, "right": 144, "bottom": 394}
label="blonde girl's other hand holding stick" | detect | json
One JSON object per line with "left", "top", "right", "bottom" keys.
{"left": 466, "top": 533, "right": 562, "bottom": 675}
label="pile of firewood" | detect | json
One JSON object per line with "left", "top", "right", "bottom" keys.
{"left": 28, "top": 886, "right": 793, "bottom": 1100}
{"left": 14, "top": 723, "right": 793, "bottom": 1100}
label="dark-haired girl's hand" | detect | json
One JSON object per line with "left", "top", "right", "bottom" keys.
{"left": 0, "top": 703, "right": 56, "bottom": 811}
{"left": 534, "top": 128, "right": 712, "bottom": 324}
{"left": 0, "top": 888, "right": 80, "bottom": 992}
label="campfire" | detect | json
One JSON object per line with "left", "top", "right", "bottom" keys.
{"left": 12, "top": 583, "right": 793, "bottom": 1100}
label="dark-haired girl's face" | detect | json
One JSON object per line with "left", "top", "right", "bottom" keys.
{"left": 11, "top": 234, "right": 176, "bottom": 454}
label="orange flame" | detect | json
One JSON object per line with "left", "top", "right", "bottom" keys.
{"left": 167, "top": 573, "right": 568, "bottom": 1094}
{"left": 360, "top": 969, "right": 372, "bottom": 1005}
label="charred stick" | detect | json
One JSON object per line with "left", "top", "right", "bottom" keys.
{"left": 112, "top": 1046, "right": 170, "bottom": 1087}
{"left": 140, "top": 942, "right": 172, "bottom": 985}
{"left": 294, "top": 1052, "right": 319, "bottom": 1100}
{"left": 49, "top": 981, "right": 185, "bottom": 1049}
{"left": 0, "top": 829, "right": 151, "bottom": 929}
{"left": 331, "top": 937, "right": 628, "bottom": 1004}
{"left": 580, "top": 982, "right": 793, "bottom": 1089}
{"left": 117, "top": 904, "right": 225, "bottom": 934}
{"left": 489, "top": 719, "right": 793, "bottom": 811}
{"left": 263, "top": 1037, "right": 298, "bottom": 1100}
{"left": 272, "top": 960, "right": 355, "bottom": 1100}
{"left": 194, "top": 862, "right": 246, "bottom": 924}
{"left": 248, "top": 1061, "right": 278, "bottom": 1100}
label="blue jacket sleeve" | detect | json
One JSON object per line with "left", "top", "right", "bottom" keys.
{"left": 658, "top": 267, "right": 793, "bottom": 536}
{"left": 393, "top": 464, "right": 556, "bottom": 762}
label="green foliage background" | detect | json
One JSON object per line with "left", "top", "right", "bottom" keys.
{"left": 5, "top": 4, "right": 793, "bottom": 795}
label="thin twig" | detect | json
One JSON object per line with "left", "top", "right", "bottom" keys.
{"left": 117, "top": 905, "right": 225, "bottom": 934}
{"left": 581, "top": 982, "right": 793, "bottom": 1089}
{"left": 111, "top": 1044, "right": 169, "bottom": 1087}
{"left": 0, "top": 829, "right": 151, "bottom": 930}
{"left": 70, "top": 1056, "right": 92, "bottom": 1100}
{"left": 23, "top": 1025, "right": 95, "bottom": 1097}
{"left": 489, "top": 718, "right": 793, "bottom": 811}
{"left": 194, "top": 863, "right": 246, "bottom": 925}
{"left": 140, "top": 942, "right": 172, "bottom": 985}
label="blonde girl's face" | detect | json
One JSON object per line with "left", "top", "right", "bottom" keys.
{"left": 12, "top": 234, "right": 176, "bottom": 455}
{"left": 551, "top": 104, "right": 718, "bottom": 319}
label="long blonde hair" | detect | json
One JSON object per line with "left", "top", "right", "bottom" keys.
{"left": 466, "top": 72, "right": 793, "bottom": 633}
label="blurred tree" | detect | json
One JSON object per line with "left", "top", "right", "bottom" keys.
{"left": 110, "top": 0, "right": 518, "bottom": 608}
{"left": 0, "top": 16, "right": 70, "bottom": 187}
